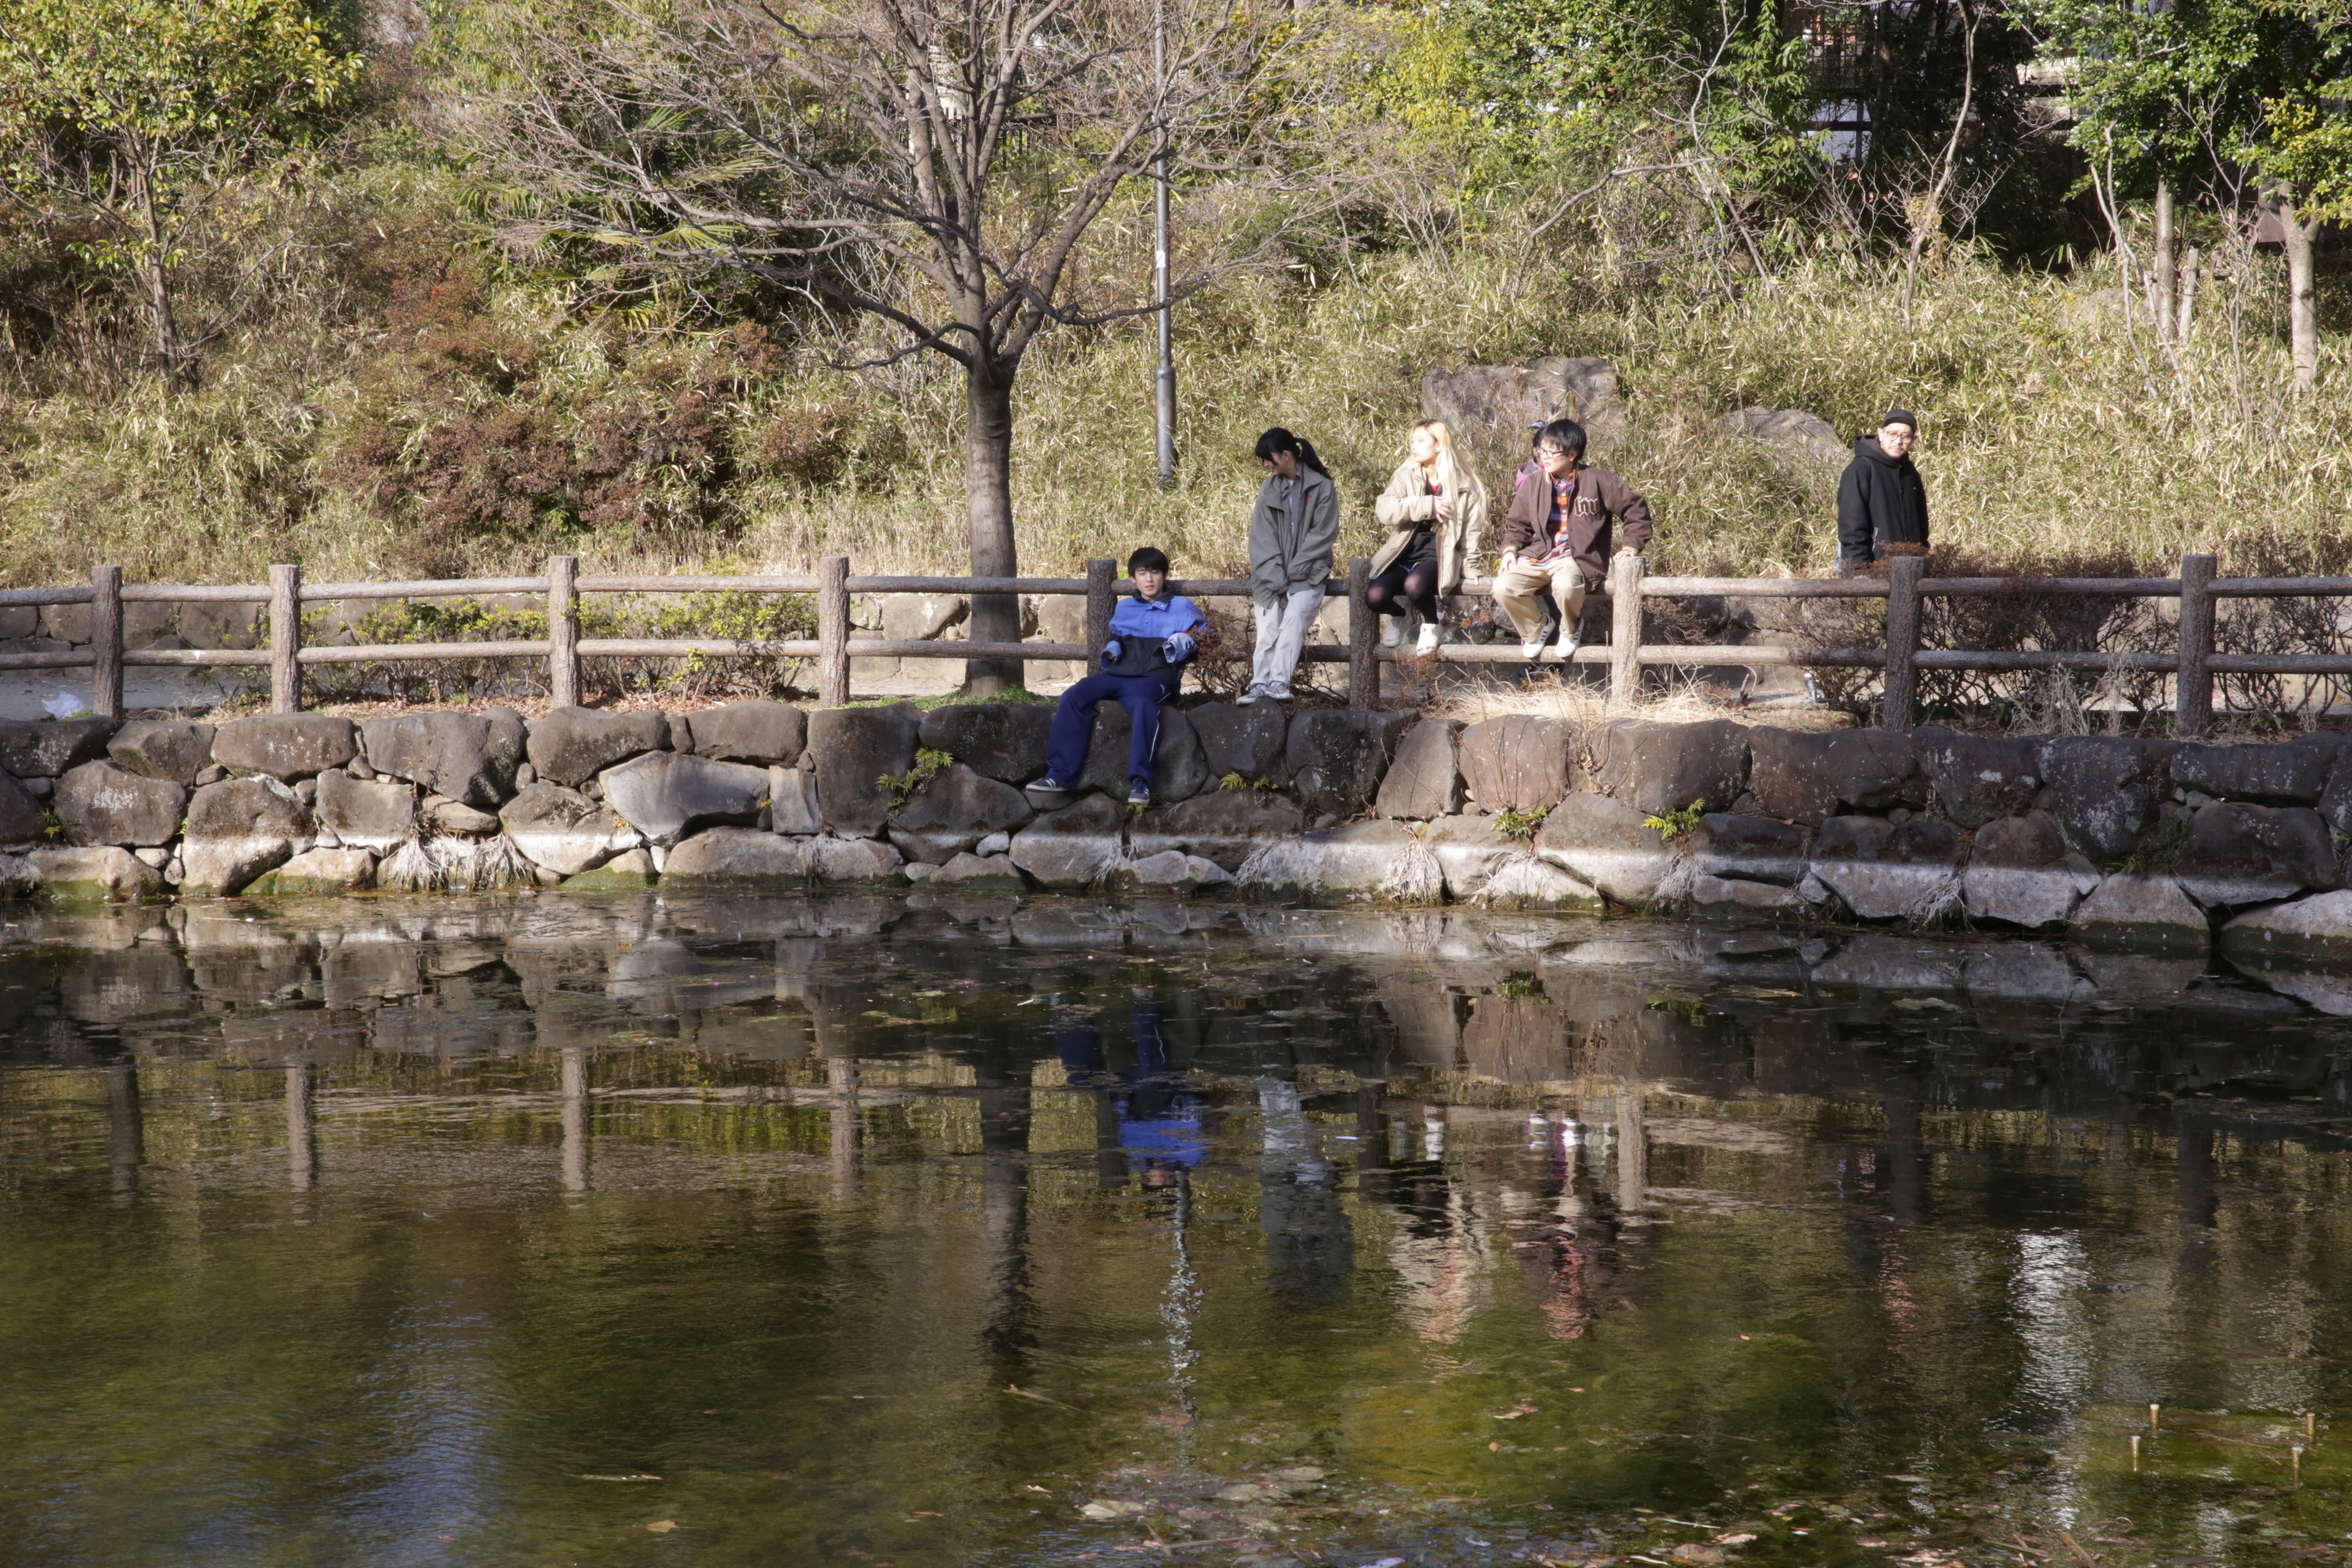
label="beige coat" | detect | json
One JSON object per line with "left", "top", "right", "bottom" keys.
{"left": 1372, "top": 459, "right": 1487, "bottom": 595}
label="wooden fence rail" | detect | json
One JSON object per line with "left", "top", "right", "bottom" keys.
{"left": 1, "top": 550, "right": 2343, "bottom": 736}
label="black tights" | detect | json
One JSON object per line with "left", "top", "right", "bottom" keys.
{"left": 1366, "top": 560, "right": 1438, "bottom": 619}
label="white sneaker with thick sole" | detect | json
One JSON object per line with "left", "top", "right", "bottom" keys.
{"left": 1414, "top": 623, "right": 1442, "bottom": 655}
{"left": 1520, "top": 637, "right": 1549, "bottom": 660}
{"left": 1380, "top": 618, "right": 1401, "bottom": 649}
{"left": 1559, "top": 635, "right": 1582, "bottom": 660}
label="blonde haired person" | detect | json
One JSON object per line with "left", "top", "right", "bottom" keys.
{"left": 1370, "top": 419, "right": 1488, "bottom": 655}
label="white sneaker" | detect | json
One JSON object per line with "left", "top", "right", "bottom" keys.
{"left": 1266, "top": 684, "right": 1293, "bottom": 701}
{"left": 1236, "top": 685, "right": 1267, "bottom": 705}
{"left": 1520, "top": 637, "right": 1549, "bottom": 660}
{"left": 1380, "top": 617, "right": 1401, "bottom": 649}
{"left": 1414, "top": 623, "right": 1441, "bottom": 655}
{"left": 1559, "top": 635, "right": 1582, "bottom": 660}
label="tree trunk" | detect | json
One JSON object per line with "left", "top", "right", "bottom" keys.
{"left": 135, "top": 164, "right": 194, "bottom": 388}
{"left": 962, "top": 360, "right": 1023, "bottom": 694}
{"left": 2153, "top": 180, "right": 2175, "bottom": 343}
{"left": 2177, "top": 246, "right": 2199, "bottom": 345}
{"left": 2281, "top": 193, "right": 2319, "bottom": 396}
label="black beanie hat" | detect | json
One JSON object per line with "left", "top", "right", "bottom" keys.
{"left": 1882, "top": 408, "right": 1918, "bottom": 431}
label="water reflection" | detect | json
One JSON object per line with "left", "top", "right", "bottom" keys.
{"left": 0, "top": 892, "right": 2349, "bottom": 1568}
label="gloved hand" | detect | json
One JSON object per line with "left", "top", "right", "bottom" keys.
{"left": 1101, "top": 638, "right": 1123, "bottom": 664}
{"left": 1163, "top": 631, "right": 1196, "bottom": 662}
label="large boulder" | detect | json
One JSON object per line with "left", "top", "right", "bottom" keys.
{"left": 1190, "top": 701, "right": 1289, "bottom": 783}
{"left": 243, "top": 847, "right": 377, "bottom": 897}
{"left": 2070, "top": 874, "right": 2208, "bottom": 952}
{"left": 1961, "top": 810, "right": 2098, "bottom": 930}
{"left": 28, "top": 846, "right": 163, "bottom": 903}
{"left": 1079, "top": 704, "right": 1210, "bottom": 804}
{"left": 2219, "top": 890, "right": 2352, "bottom": 970}
{"left": 525, "top": 706, "right": 670, "bottom": 787}
{"left": 1427, "top": 815, "right": 1520, "bottom": 898}
{"left": 928, "top": 851, "right": 1027, "bottom": 889}
{"left": 664, "top": 827, "right": 811, "bottom": 885}
{"left": 1376, "top": 719, "right": 1463, "bottom": 820}
{"left": 2041, "top": 737, "right": 2176, "bottom": 862}
{"left": 0, "top": 772, "right": 43, "bottom": 847}
{"left": 1286, "top": 710, "right": 1411, "bottom": 817}
{"left": 499, "top": 783, "right": 640, "bottom": 877}
{"left": 210, "top": 715, "right": 356, "bottom": 780}
{"left": 358, "top": 709, "right": 525, "bottom": 809}
{"left": 917, "top": 702, "right": 1053, "bottom": 783}
{"left": 600, "top": 752, "right": 772, "bottom": 846}
{"left": 1808, "top": 815, "right": 1963, "bottom": 921}
{"left": 807, "top": 703, "right": 920, "bottom": 837}
{"left": 1684, "top": 812, "right": 1811, "bottom": 885}
{"left": 1458, "top": 715, "right": 1575, "bottom": 814}
{"left": 0, "top": 717, "right": 118, "bottom": 778}
{"left": 1583, "top": 718, "right": 1749, "bottom": 814}
{"left": 107, "top": 720, "right": 215, "bottom": 786}
{"left": 1912, "top": 726, "right": 2043, "bottom": 829}
{"left": 1747, "top": 727, "right": 1921, "bottom": 826}
{"left": 1720, "top": 407, "right": 1844, "bottom": 465}
{"left": 810, "top": 835, "right": 906, "bottom": 882}
{"left": 2174, "top": 802, "right": 2337, "bottom": 908}
{"left": 181, "top": 777, "right": 311, "bottom": 895}
{"left": 1470, "top": 854, "right": 1605, "bottom": 911}
{"left": 2171, "top": 738, "right": 2338, "bottom": 805}
{"left": 1235, "top": 819, "right": 1418, "bottom": 897}
{"left": 1537, "top": 793, "right": 1673, "bottom": 904}
{"left": 767, "top": 765, "right": 821, "bottom": 836}
{"left": 53, "top": 762, "right": 184, "bottom": 847}
{"left": 314, "top": 769, "right": 419, "bottom": 852}
{"left": 1007, "top": 793, "right": 1127, "bottom": 888}
{"left": 1422, "top": 356, "right": 1625, "bottom": 444}
{"left": 679, "top": 701, "right": 806, "bottom": 767}
{"left": 1127, "top": 789, "right": 1307, "bottom": 872}
{"left": 888, "top": 762, "right": 1033, "bottom": 863}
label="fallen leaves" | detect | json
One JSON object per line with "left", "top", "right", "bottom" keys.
{"left": 578, "top": 1473, "right": 662, "bottom": 1482}
{"left": 1493, "top": 1404, "right": 1539, "bottom": 1420}
{"left": 642, "top": 1519, "right": 678, "bottom": 1533}
{"left": 1081, "top": 1499, "right": 1150, "bottom": 1519}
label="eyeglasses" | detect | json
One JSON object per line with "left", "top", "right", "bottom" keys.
{"left": 1537, "top": 445, "right": 1572, "bottom": 459}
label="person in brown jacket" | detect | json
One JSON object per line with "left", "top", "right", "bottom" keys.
{"left": 1491, "top": 417, "right": 1653, "bottom": 661}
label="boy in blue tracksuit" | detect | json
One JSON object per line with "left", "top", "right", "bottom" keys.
{"left": 1028, "top": 547, "right": 1208, "bottom": 809}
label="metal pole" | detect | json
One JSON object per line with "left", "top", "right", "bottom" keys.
{"left": 1152, "top": 0, "right": 1176, "bottom": 489}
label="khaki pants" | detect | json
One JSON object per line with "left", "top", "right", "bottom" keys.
{"left": 1492, "top": 556, "right": 1588, "bottom": 644}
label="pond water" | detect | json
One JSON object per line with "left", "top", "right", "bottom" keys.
{"left": 3, "top": 892, "right": 2350, "bottom": 1568}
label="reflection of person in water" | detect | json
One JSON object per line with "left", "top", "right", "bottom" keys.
{"left": 1054, "top": 991, "right": 1209, "bottom": 1180}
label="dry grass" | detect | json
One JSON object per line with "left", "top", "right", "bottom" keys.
{"left": 0, "top": 147, "right": 2345, "bottom": 598}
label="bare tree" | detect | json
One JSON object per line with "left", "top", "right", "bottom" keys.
{"left": 452, "top": 0, "right": 1310, "bottom": 691}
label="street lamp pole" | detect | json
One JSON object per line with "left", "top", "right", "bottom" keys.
{"left": 1152, "top": 0, "right": 1177, "bottom": 489}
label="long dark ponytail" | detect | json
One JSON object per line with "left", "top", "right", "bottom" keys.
{"left": 1254, "top": 426, "right": 1330, "bottom": 479}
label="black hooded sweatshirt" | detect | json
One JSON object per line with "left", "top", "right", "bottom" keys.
{"left": 1836, "top": 433, "right": 1928, "bottom": 564}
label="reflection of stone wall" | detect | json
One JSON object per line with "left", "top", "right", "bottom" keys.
{"left": 10, "top": 701, "right": 2352, "bottom": 986}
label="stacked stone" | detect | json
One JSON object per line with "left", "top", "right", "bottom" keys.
{"left": 9, "top": 697, "right": 2352, "bottom": 971}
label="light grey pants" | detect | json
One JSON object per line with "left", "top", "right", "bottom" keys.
{"left": 1250, "top": 581, "right": 1324, "bottom": 692}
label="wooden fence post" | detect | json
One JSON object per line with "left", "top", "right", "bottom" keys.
{"left": 547, "top": 554, "right": 579, "bottom": 709}
{"left": 818, "top": 555, "right": 850, "bottom": 707}
{"left": 2176, "top": 552, "right": 2216, "bottom": 738}
{"left": 1881, "top": 553, "right": 1924, "bottom": 731}
{"left": 1347, "top": 558, "right": 1375, "bottom": 708}
{"left": 90, "top": 564, "right": 122, "bottom": 720}
{"left": 1607, "top": 553, "right": 1644, "bottom": 707}
{"left": 1085, "top": 559, "right": 1116, "bottom": 673}
{"left": 269, "top": 564, "right": 302, "bottom": 714}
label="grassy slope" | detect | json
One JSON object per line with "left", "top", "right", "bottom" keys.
{"left": 1, "top": 154, "right": 2345, "bottom": 591}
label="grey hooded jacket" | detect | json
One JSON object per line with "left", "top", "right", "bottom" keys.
{"left": 1247, "top": 466, "right": 1339, "bottom": 597}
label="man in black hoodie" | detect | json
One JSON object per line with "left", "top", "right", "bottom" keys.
{"left": 1836, "top": 409, "right": 1927, "bottom": 570}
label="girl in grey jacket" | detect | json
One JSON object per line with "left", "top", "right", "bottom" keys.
{"left": 1242, "top": 428, "right": 1338, "bottom": 704}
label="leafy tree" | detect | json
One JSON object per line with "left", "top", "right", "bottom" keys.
{"left": 0, "top": 0, "right": 364, "bottom": 386}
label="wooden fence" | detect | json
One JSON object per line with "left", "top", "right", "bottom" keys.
{"left": 2, "top": 551, "right": 2345, "bottom": 738}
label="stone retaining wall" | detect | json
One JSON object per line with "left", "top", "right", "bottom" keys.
{"left": 7, "top": 702, "right": 2352, "bottom": 973}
